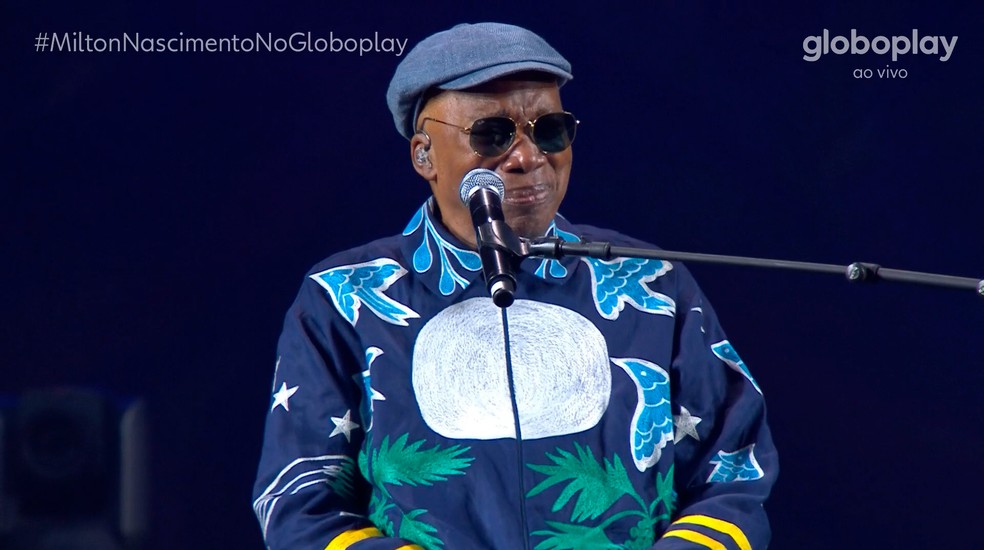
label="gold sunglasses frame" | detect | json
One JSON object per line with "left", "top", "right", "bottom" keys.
{"left": 418, "top": 112, "right": 579, "bottom": 157}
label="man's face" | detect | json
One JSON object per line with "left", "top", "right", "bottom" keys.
{"left": 413, "top": 79, "right": 572, "bottom": 247}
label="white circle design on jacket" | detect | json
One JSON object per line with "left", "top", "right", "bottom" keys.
{"left": 413, "top": 297, "right": 611, "bottom": 440}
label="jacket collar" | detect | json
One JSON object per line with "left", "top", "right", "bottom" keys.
{"left": 399, "top": 198, "right": 582, "bottom": 300}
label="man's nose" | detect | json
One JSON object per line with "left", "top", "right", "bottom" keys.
{"left": 501, "top": 125, "right": 545, "bottom": 174}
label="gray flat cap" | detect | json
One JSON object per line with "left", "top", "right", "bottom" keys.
{"left": 386, "top": 22, "right": 573, "bottom": 140}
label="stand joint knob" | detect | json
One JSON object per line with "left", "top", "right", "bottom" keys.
{"left": 846, "top": 262, "right": 880, "bottom": 283}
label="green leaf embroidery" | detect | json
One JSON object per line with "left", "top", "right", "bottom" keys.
{"left": 624, "top": 518, "right": 657, "bottom": 550}
{"left": 325, "top": 456, "right": 357, "bottom": 500}
{"left": 371, "top": 434, "right": 473, "bottom": 493}
{"left": 364, "top": 433, "right": 473, "bottom": 550}
{"left": 531, "top": 520, "right": 622, "bottom": 550}
{"left": 369, "top": 490, "right": 395, "bottom": 537}
{"left": 527, "top": 442, "right": 636, "bottom": 522}
{"left": 358, "top": 446, "right": 370, "bottom": 483}
{"left": 654, "top": 465, "right": 676, "bottom": 518}
{"left": 527, "top": 445, "right": 676, "bottom": 549}
{"left": 398, "top": 509, "right": 445, "bottom": 550}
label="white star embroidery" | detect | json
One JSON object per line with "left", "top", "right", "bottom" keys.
{"left": 330, "top": 409, "right": 360, "bottom": 442}
{"left": 673, "top": 405, "right": 702, "bottom": 443}
{"left": 271, "top": 382, "right": 299, "bottom": 412}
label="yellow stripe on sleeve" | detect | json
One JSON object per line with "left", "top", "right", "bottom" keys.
{"left": 394, "top": 546, "right": 424, "bottom": 550}
{"left": 672, "top": 514, "right": 752, "bottom": 550}
{"left": 662, "top": 529, "right": 728, "bottom": 550}
{"left": 324, "top": 526, "right": 383, "bottom": 550}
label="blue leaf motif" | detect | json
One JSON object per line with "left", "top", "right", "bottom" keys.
{"left": 438, "top": 250, "right": 467, "bottom": 296}
{"left": 449, "top": 246, "right": 482, "bottom": 271}
{"left": 413, "top": 237, "right": 434, "bottom": 273}
{"left": 402, "top": 202, "right": 480, "bottom": 296}
{"left": 532, "top": 223, "right": 578, "bottom": 280}
{"left": 402, "top": 207, "right": 424, "bottom": 236}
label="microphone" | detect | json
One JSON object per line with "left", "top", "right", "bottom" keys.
{"left": 459, "top": 168, "right": 518, "bottom": 308}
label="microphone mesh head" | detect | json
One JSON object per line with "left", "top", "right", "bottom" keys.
{"left": 459, "top": 168, "right": 505, "bottom": 204}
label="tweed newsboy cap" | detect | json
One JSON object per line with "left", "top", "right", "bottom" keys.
{"left": 386, "top": 22, "right": 573, "bottom": 141}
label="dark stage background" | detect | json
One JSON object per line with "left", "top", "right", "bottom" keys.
{"left": 5, "top": 1, "right": 982, "bottom": 548}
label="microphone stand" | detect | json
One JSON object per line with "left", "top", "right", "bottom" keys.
{"left": 525, "top": 238, "right": 984, "bottom": 297}
{"left": 473, "top": 222, "right": 984, "bottom": 301}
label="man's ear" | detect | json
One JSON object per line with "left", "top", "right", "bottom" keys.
{"left": 410, "top": 132, "right": 435, "bottom": 180}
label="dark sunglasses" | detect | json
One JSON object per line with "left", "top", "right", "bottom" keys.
{"left": 420, "top": 112, "right": 579, "bottom": 157}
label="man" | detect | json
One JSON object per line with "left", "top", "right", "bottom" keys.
{"left": 254, "top": 22, "right": 777, "bottom": 550}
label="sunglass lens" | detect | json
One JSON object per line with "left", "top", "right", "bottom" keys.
{"left": 533, "top": 113, "right": 577, "bottom": 153}
{"left": 469, "top": 117, "right": 516, "bottom": 156}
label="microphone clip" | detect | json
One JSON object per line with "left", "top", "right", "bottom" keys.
{"left": 474, "top": 220, "right": 528, "bottom": 308}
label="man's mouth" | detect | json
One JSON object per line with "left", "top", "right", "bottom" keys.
{"left": 503, "top": 183, "right": 551, "bottom": 206}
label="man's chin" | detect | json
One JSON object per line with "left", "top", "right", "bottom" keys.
{"left": 506, "top": 215, "right": 554, "bottom": 240}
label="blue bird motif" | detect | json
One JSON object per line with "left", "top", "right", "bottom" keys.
{"left": 707, "top": 444, "right": 765, "bottom": 483}
{"left": 711, "top": 340, "right": 762, "bottom": 395}
{"left": 612, "top": 357, "right": 674, "bottom": 472}
{"left": 310, "top": 258, "right": 420, "bottom": 327}
{"left": 583, "top": 257, "right": 675, "bottom": 320}
{"left": 357, "top": 346, "right": 386, "bottom": 430}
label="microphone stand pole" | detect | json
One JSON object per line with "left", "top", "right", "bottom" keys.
{"left": 515, "top": 237, "right": 984, "bottom": 298}
{"left": 473, "top": 222, "right": 983, "bottom": 302}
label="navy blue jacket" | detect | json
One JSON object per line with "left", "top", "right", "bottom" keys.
{"left": 253, "top": 200, "right": 778, "bottom": 549}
